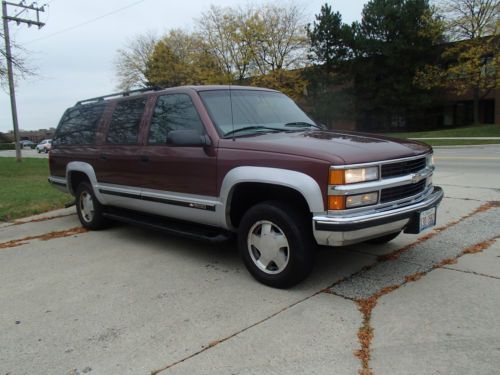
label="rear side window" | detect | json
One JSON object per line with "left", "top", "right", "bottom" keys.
{"left": 106, "top": 98, "right": 147, "bottom": 144}
{"left": 54, "top": 104, "right": 105, "bottom": 145}
{"left": 148, "top": 94, "right": 204, "bottom": 145}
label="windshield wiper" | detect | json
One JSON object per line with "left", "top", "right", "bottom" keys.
{"left": 223, "top": 126, "right": 283, "bottom": 138}
{"left": 284, "top": 122, "right": 322, "bottom": 129}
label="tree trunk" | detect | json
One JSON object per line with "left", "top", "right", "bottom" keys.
{"left": 473, "top": 87, "right": 480, "bottom": 124}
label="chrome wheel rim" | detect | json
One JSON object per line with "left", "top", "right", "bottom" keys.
{"left": 247, "top": 220, "right": 290, "bottom": 274}
{"left": 79, "top": 191, "right": 94, "bottom": 223}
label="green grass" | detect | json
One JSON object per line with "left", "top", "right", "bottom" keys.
{"left": 0, "top": 158, "right": 71, "bottom": 222}
{"left": 384, "top": 124, "right": 500, "bottom": 139}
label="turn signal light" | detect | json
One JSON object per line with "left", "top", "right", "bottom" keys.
{"left": 328, "top": 196, "right": 345, "bottom": 210}
{"left": 329, "top": 170, "right": 345, "bottom": 185}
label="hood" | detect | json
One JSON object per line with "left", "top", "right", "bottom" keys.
{"left": 218, "top": 130, "right": 431, "bottom": 165}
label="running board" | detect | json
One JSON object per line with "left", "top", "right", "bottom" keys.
{"left": 102, "top": 209, "right": 233, "bottom": 243}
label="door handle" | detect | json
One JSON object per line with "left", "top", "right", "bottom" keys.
{"left": 100, "top": 154, "right": 108, "bottom": 160}
{"left": 140, "top": 155, "right": 149, "bottom": 162}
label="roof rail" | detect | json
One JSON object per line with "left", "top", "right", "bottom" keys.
{"left": 75, "top": 87, "right": 162, "bottom": 106}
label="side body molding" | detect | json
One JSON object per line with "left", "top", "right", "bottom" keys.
{"left": 66, "top": 162, "right": 106, "bottom": 204}
{"left": 219, "top": 166, "right": 325, "bottom": 229}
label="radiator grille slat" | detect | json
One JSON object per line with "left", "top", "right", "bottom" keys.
{"left": 380, "top": 180, "right": 426, "bottom": 203}
{"left": 381, "top": 158, "right": 426, "bottom": 178}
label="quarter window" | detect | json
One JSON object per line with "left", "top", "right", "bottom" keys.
{"left": 107, "top": 98, "right": 146, "bottom": 144}
{"left": 148, "top": 94, "right": 204, "bottom": 145}
{"left": 54, "top": 104, "right": 105, "bottom": 145}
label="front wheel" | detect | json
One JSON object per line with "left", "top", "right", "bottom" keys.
{"left": 238, "top": 201, "right": 315, "bottom": 288}
{"left": 75, "top": 182, "right": 108, "bottom": 230}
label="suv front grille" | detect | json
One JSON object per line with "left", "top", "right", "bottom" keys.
{"left": 381, "top": 157, "right": 426, "bottom": 179}
{"left": 380, "top": 180, "right": 426, "bottom": 203}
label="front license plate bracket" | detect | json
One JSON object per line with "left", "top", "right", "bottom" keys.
{"left": 404, "top": 206, "right": 437, "bottom": 234}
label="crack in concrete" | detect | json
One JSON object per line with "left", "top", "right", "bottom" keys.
{"left": 0, "top": 226, "right": 88, "bottom": 250}
{"left": 0, "top": 213, "right": 76, "bottom": 228}
{"left": 150, "top": 290, "right": 325, "bottom": 374}
{"left": 345, "top": 227, "right": 499, "bottom": 375}
{"left": 442, "top": 266, "right": 500, "bottom": 281}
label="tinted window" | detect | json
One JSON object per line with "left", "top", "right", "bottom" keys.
{"left": 107, "top": 98, "right": 146, "bottom": 144}
{"left": 148, "top": 94, "right": 204, "bottom": 145}
{"left": 54, "top": 104, "right": 105, "bottom": 145}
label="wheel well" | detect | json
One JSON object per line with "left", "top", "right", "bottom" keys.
{"left": 228, "top": 183, "right": 311, "bottom": 228}
{"left": 68, "top": 171, "right": 90, "bottom": 195}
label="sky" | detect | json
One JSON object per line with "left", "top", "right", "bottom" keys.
{"left": 0, "top": 0, "right": 366, "bottom": 133}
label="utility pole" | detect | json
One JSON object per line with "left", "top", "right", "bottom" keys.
{"left": 2, "top": 1, "right": 45, "bottom": 162}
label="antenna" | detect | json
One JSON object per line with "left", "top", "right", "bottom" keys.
{"left": 228, "top": 69, "right": 235, "bottom": 141}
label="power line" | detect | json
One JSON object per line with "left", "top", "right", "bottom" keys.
{"left": 22, "top": 0, "right": 146, "bottom": 45}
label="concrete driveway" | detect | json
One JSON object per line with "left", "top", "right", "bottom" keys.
{"left": 1, "top": 145, "right": 499, "bottom": 375}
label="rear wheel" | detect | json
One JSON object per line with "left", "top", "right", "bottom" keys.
{"left": 75, "top": 182, "right": 108, "bottom": 230}
{"left": 368, "top": 231, "right": 401, "bottom": 244}
{"left": 238, "top": 201, "right": 315, "bottom": 288}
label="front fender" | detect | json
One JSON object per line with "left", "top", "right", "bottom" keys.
{"left": 219, "top": 166, "right": 325, "bottom": 228}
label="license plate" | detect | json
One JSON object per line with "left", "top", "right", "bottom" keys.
{"left": 419, "top": 207, "right": 436, "bottom": 232}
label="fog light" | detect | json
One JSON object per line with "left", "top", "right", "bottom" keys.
{"left": 345, "top": 192, "right": 378, "bottom": 208}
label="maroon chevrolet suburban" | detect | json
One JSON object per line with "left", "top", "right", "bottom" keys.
{"left": 49, "top": 86, "right": 443, "bottom": 288}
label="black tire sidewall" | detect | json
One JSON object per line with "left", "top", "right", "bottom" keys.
{"left": 238, "top": 201, "right": 315, "bottom": 288}
{"left": 75, "top": 182, "right": 106, "bottom": 230}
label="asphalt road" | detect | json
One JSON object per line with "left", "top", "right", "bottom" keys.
{"left": 0, "top": 145, "right": 499, "bottom": 375}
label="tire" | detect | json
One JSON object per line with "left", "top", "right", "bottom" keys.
{"left": 368, "top": 231, "right": 401, "bottom": 244}
{"left": 238, "top": 201, "right": 315, "bottom": 288}
{"left": 75, "top": 182, "right": 108, "bottom": 230}
{"left": 37, "top": 149, "right": 41, "bottom": 153}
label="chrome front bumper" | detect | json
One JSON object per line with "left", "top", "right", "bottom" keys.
{"left": 313, "top": 186, "right": 444, "bottom": 246}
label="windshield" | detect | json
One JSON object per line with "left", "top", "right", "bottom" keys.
{"left": 199, "top": 89, "right": 317, "bottom": 137}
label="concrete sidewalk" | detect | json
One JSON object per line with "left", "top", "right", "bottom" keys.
{"left": 1, "top": 146, "right": 500, "bottom": 375}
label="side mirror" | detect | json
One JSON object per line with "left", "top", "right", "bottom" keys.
{"left": 167, "top": 129, "right": 211, "bottom": 147}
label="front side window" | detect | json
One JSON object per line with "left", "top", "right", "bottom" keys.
{"left": 54, "top": 104, "right": 105, "bottom": 145}
{"left": 107, "top": 98, "right": 147, "bottom": 144}
{"left": 148, "top": 94, "right": 204, "bottom": 145}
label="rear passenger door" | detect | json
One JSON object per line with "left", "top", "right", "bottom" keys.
{"left": 94, "top": 97, "right": 147, "bottom": 191}
{"left": 140, "top": 93, "right": 217, "bottom": 197}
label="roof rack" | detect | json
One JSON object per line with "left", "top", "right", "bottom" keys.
{"left": 75, "top": 86, "right": 162, "bottom": 106}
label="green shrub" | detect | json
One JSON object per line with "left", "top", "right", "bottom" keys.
{"left": 0, "top": 143, "right": 15, "bottom": 150}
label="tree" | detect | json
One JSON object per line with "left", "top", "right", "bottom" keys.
{"left": 306, "top": 3, "right": 358, "bottom": 127}
{"left": 114, "top": 32, "right": 158, "bottom": 90}
{"left": 307, "top": 3, "right": 355, "bottom": 69}
{"left": 0, "top": 31, "right": 33, "bottom": 89}
{"left": 440, "top": 0, "right": 499, "bottom": 40}
{"left": 242, "top": 3, "right": 308, "bottom": 75}
{"left": 352, "top": 0, "right": 443, "bottom": 129}
{"left": 415, "top": 0, "right": 499, "bottom": 123}
{"left": 145, "top": 30, "right": 226, "bottom": 88}
{"left": 197, "top": 5, "right": 252, "bottom": 82}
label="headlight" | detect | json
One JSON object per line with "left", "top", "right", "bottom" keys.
{"left": 329, "top": 166, "right": 379, "bottom": 185}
